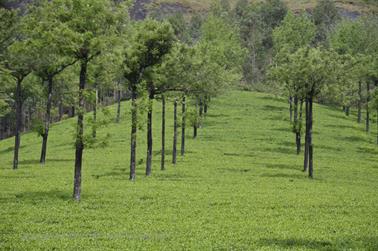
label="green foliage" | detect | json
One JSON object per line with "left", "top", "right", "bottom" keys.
{"left": 200, "top": 14, "right": 245, "bottom": 84}
{"left": 166, "top": 13, "right": 190, "bottom": 43}
{"left": 270, "top": 47, "right": 339, "bottom": 100}
{"left": 273, "top": 12, "right": 316, "bottom": 55}
{"left": 124, "top": 19, "right": 175, "bottom": 89}
{"left": 313, "top": 0, "right": 341, "bottom": 45}
{"left": 0, "top": 8, "right": 18, "bottom": 55}
{"left": 235, "top": 0, "right": 287, "bottom": 84}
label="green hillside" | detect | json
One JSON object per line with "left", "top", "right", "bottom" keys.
{"left": 1, "top": 91, "right": 377, "bottom": 250}
{"left": 153, "top": 0, "right": 378, "bottom": 13}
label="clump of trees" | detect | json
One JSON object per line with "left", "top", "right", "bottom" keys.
{"left": 269, "top": 0, "right": 378, "bottom": 178}
{"left": 1, "top": 0, "right": 377, "bottom": 196}
{"left": 0, "top": 0, "right": 244, "bottom": 200}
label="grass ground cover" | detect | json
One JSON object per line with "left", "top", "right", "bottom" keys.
{"left": 0, "top": 91, "right": 377, "bottom": 250}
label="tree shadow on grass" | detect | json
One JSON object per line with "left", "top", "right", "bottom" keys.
{"left": 266, "top": 115, "right": 289, "bottom": 122}
{"left": 93, "top": 168, "right": 132, "bottom": 180}
{"left": 205, "top": 113, "right": 230, "bottom": 118}
{"left": 272, "top": 127, "right": 290, "bottom": 132}
{"left": 329, "top": 114, "right": 349, "bottom": 121}
{"left": 261, "top": 105, "right": 287, "bottom": 112}
{"left": 261, "top": 147, "right": 294, "bottom": 155}
{"left": 323, "top": 123, "right": 362, "bottom": 131}
{"left": 336, "top": 135, "right": 366, "bottom": 143}
{"left": 256, "top": 95, "right": 285, "bottom": 103}
{"left": 0, "top": 145, "right": 25, "bottom": 154}
{"left": 263, "top": 163, "right": 299, "bottom": 171}
{"left": 156, "top": 173, "right": 194, "bottom": 181}
{"left": 18, "top": 158, "right": 73, "bottom": 165}
{"left": 223, "top": 152, "right": 255, "bottom": 158}
{"left": 12, "top": 190, "right": 71, "bottom": 202}
{"left": 357, "top": 146, "right": 378, "bottom": 155}
{"left": 260, "top": 173, "right": 305, "bottom": 179}
{"left": 259, "top": 238, "right": 332, "bottom": 250}
{"left": 217, "top": 167, "right": 252, "bottom": 173}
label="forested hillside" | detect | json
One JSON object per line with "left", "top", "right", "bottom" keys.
{"left": 142, "top": 0, "right": 377, "bottom": 19}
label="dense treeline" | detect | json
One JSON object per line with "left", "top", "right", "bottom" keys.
{"left": 0, "top": 0, "right": 377, "bottom": 200}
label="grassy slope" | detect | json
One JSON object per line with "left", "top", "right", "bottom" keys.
{"left": 0, "top": 91, "right": 378, "bottom": 250}
{"left": 156, "top": 0, "right": 378, "bottom": 13}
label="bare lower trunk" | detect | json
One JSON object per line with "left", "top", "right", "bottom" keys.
{"left": 116, "top": 89, "right": 121, "bottom": 123}
{"left": 194, "top": 98, "right": 198, "bottom": 138}
{"left": 308, "top": 97, "right": 314, "bottom": 178}
{"left": 58, "top": 99, "right": 63, "bottom": 121}
{"left": 303, "top": 99, "right": 309, "bottom": 172}
{"left": 40, "top": 76, "right": 54, "bottom": 165}
{"left": 199, "top": 97, "right": 203, "bottom": 128}
{"left": 130, "top": 90, "right": 137, "bottom": 181}
{"left": 366, "top": 82, "right": 370, "bottom": 133}
{"left": 13, "top": 78, "right": 23, "bottom": 170}
{"left": 73, "top": 60, "right": 87, "bottom": 201}
{"left": 204, "top": 96, "right": 208, "bottom": 114}
{"left": 71, "top": 106, "right": 75, "bottom": 118}
{"left": 146, "top": 90, "right": 153, "bottom": 176}
{"left": 172, "top": 99, "right": 177, "bottom": 165}
{"left": 92, "top": 88, "right": 98, "bottom": 138}
{"left": 289, "top": 96, "right": 293, "bottom": 122}
{"left": 345, "top": 106, "right": 350, "bottom": 116}
{"left": 161, "top": 95, "right": 166, "bottom": 170}
{"left": 358, "top": 82, "right": 362, "bottom": 123}
{"left": 293, "top": 96, "right": 299, "bottom": 154}
{"left": 376, "top": 108, "right": 378, "bottom": 145}
{"left": 181, "top": 95, "right": 186, "bottom": 156}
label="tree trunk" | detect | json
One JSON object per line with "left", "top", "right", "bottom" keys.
{"left": 58, "top": 99, "right": 63, "bottom": 121}
{"left": 358, "top": 81, "right": 362, "bottom": 123}
{"left": 181, "top": 95, "right": 186, "bottom": 156}
{"left": 71, "top": 106, "right": 75, "bottom": 118}
{"left": 199, "top": 97, "right": 203, "bottom": 128}
{"left": 161, "top": 95, "right": 166, "bottom": 171}
{"left": 0, "top": 117, "right": 3, "bottom": 140}
{"left": 303, "top": 99, "right": 309, "bottom": 172}
{"left": 366, "top": 82, "right": 370, "bottom": 133}
{"left": 116, "top": 88, "right": 121, "bottom": 123}
{"left": 204, "top": 96, "right": 208, "bottom": 114}
{"left": 293, "top": 96, "right": 300, "bottom": 154}
{"left": 289, "top": 96, "right": 293, "bottom": 122}
{"left": 13, "top": 78, "right": 23, "bottom": 170}
{"left": 73, "top": 60, "right": 87, "bottom": 201}
{"left": 146, "top": 89, "right": 153, "bottom": 176}
{"left": 130, "top": 88, "right": 137, "bottom": 181}
{"left": 172, "top": 98, "right": 177, "bottom": 165}
{"left": 297, "top": 99, "right": 304, "bottom": 154}
{"left": 345, "top": 106, "right": 350, "bottom": 116}
{"left": 376, "top": 108, "right": 378, "bottom": 145}
{"left": 92, "top": 88, "right": 98, "bottom": 138}
{"left": 194, "top": 98, "right": 198, "bottom": 138}
{"left": 308, "top": 97, "right": 314, "bottom": 178}
{"left": 40, "top": 76, "right": 54, "bottom": 165}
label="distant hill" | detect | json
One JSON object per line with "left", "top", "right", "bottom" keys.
{"left": 131, "top": 0, "right": 377, "bottom": 20}
{"left": 1, "top": 0, "right": 377, "bottom": 19}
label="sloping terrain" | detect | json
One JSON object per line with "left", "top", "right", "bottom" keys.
{"left": 137, "top": 0, "right": 377, "bottom": 18}
{"left": 1, "top": 91, "right": 377, "bottom": 250}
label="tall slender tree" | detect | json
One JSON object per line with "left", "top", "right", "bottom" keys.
{"left": 45, "top": 0, "right": 128, "bottom": 200}
{"left": 124, "top": 20, "right": 175, "bottom": 180}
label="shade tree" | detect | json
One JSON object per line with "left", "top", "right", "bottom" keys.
{"left": 42, "top": 0, "right": 129, "bottom": 200}
{"left": 271, "top": 11, "right": 316, "bottom": 153}
{"left": 123, "top": 19, "right": 175, "bottom": 180}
